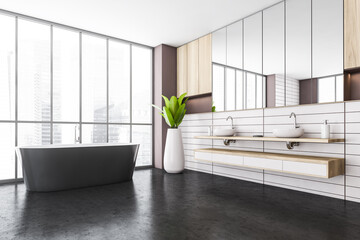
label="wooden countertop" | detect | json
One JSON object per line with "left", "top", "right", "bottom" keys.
{"left": 194, "top": 135, "right": 344, "bottom": 143}
{"left": 195, "top": 148, "right": 344, "bottom": 164}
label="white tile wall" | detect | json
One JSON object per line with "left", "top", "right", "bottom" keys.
{"left": 179, "top": 113, "right": 213, "bottom": 174}
{"left": 345, "top": 101, "right": 360, "bottom": 202}
{"left": 180, "top": 101, "right": 360, "bottom": 203}
{"left": 274, "top": 75, "right": 300, "bottom": 106}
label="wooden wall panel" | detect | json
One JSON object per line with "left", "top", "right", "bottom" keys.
{"left": 199, "top": 34, "right": 212, "bottom": 94}
{"left": 177, "top": 45, "right": 188, "bottom": 97}
{"left": 345, "top": 0, "right": 360, "bottom": 69}
{"left": 187, "top": 40, "right": 199, "bottom": 96}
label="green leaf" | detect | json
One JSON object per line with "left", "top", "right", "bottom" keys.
{"left": 151, "top": 104, "right": 162, "bottom": 112}
{"left": 174, "top": 104, "right": 185, "bottom": 125}
{"left": 163, "top": 106, "right": 175, "bottom": 128}
{"left": 178, "top": 92, "right": 187, "bottom": 105}
{"left": 169, "top": 96, "right": 179, "bottom": 117}
{"left": 162, "top": 95, "right": 170, "bottom": 109}
{"left": 177, "top": 109, "right": 186, "bottom": 127}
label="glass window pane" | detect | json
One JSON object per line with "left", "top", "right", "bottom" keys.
{"left": 132, "top": 125, "right": 152, "bottom": 166}
{"left": 318, "top": 77, "right": 335, "bottom": 103}
{"left": 82, "top": 124, "right": 107, "bottom": 143}
{"left": 256, "top": 75, "right": 263, "bottom": 109}
{"left": 0, "top": 123, "right": 15, "bottom": 180}
{"left": 225, "top": 68, "right": 235, "bottom": 111}
{"left": 212, "top": 65, "right": 225, "bottom": 111}
{"left": 82, "top": 34, "right": 107, "bottom": 122}
{"left": 53, "top": 27, "right": 79, "bottom": 122}
{"left": 109, "top": 41, "right": 130, "bottom": 123}
{"left": 236, "top": 70, "right": 243, "bottom": 110}
{"left": 18, "top": 123, "right": 51, "bottom": 178}
{"left": 0, "top": 15, "right": 15, "bottom": 120}
{"left": 246, "top": 73, "right": 256, "bottom": 109}
{"left": 132, "top": 46, "right": 152, "bottom": 124}
{"left": 336, "top": 75, "right": 344, "bottom": 102}
{"left": 53, "top": 123, "right": 79, "bottom": 144}
{"left": 109, "top": 125, "right": 130, "bottom": 143}
{"left": 18, "top": 123, "right": 51, "bottom": 146}
{"left": 18, "top": 20, "right": 51, "bottom": 121}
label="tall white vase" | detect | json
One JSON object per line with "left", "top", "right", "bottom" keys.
{"left": 163, "top": 128, "right": 185, "bottom": 173}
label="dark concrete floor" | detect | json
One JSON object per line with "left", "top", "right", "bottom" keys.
{"left": 1, "top": 169, "right": 360, "bottom": 240}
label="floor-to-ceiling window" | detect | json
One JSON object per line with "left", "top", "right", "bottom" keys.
{"left": 0, "top": 13, "right": 153, "bottom": 182}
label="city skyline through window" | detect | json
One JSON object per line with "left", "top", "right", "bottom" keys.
{"left": 0, "top": 14, "right": 153, "bottom": 182}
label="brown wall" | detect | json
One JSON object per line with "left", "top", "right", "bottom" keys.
{"left": 300, "top": 79, "right": 318, "bottom": 104}
{"left": 186, "top": 94, "right": 212, "bottom": 114}
{"left": 345, "top": 71, "right": 360, "bottom": 101}
{"left": 153, "top": 44, "right": 177, "bottom": 169}
{"left": 266, "top": 75, "right": 276, "bottom": 108}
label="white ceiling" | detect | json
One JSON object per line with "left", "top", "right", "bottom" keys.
{"left": 0, "top": 0, "right": 280, "bottom": 47}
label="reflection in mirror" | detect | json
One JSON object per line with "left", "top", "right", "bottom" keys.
{"left": 336, "top": 75, "right": 344, "bottom": 102}
{"left": 244, "top": 12, "right": 262, "bottom": 74}
{"left": 225, "top": 68, "right": 236, "bottom": 111}
{"left": 246, "top": 73, "right": 256, "bottom": 109}
{"left": 227, "top": 20, "right": 243, "bottom": 69}
{"left": 318, "top": 77, "right": 335, "bottom": 103}
{"left": 212, "top": 63, "right": 265, "bottom": 111}
{"left": 263, "top": 2, "right": 285, "bottom": 107}
{"left": 236, "top": 70, "right": 244, "bottom": 110}
{"left": 312, "top": 0, "right": 343, "bottom": 79}
{"left": 212, "top": 64, "right": 225, "bottom": 111}
{"left": 212, "top": 28, "right": 226, "bottom": 65}
{"left": 211, "top": 0, "right": 344, "bottom": 112}
{"left": 256, "top": 76, "right": 265, "bottom": 109}
{"left": 317, "top": 74, "right": 344, "bottom": 103}
{"left": 312, "top": 0, "right": 343, "bottom": 104}
{"left": 286, "top": 0, "right": 311, "bottom": 106}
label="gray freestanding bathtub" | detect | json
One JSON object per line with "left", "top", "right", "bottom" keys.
{"left": 16, "top": 143, "right": 139, "bottom": 192}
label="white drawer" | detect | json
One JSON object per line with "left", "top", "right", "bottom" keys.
{"left": 194, "top": 151, "right": 212, "bottom": 161}
{"left": 212, "top": 153, "right": 243, "bottom": 166}
{"left": 283, "top": 161, "right": 327, "bottom": 177}
{"left": 243, "top": 157, "right": 282, "bottom": 171}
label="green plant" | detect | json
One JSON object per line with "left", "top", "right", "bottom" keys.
{"left": 152, "top": 93, "right": 188, "bottom": 128}
{"left": 212, "top": 101, "right": 216, "bottom": 112}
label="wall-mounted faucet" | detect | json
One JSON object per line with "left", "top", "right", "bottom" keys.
{"left": 289, "top": 112, "right": 299, "bottom": 128}
{"left": 226, "top": 116, "right": 234, "bottom": 129}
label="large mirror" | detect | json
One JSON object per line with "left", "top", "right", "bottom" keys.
{"left": 286, "top": 0, "right": 312, "bottom": 105}
{"left": 263, "top": 2, "right": 285, "bottom": 107}
{"left": 212, "top": 0, "right": 344, "bottom": 112}
{"left": 312, "top": 0, "right": 343, "bottom": 104}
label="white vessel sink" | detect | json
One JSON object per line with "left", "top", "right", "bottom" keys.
{"left": 213, "top": 128, "right": 236, "bottom": 137}
{"left": 273, "top": 127, "right": 304, "bottom": 138}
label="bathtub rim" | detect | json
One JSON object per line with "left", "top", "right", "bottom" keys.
{"left": 16, "top": 143, "right": 140, "bottom": 150}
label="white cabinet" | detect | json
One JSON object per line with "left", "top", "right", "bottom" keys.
{"left": 212, "top": 153, "right": 243, "bottom": 165}
{"left": 283, "top": 161, "right": 327, "bottom": 177}
{"left": 194, "top": 148, "right": 343, "bottom": 179}
{"left": 243, "top": 157, "right": 282, "bottom": 171}
{"left": 194, "top": 151, "right": 243, "bottom": 166}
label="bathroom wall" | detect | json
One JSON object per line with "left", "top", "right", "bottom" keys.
{"left": 179, "top": 100, "right": 360, "bottom": 203}
{"left": 154, "top": 44, "right": 177, "bottom": 169}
